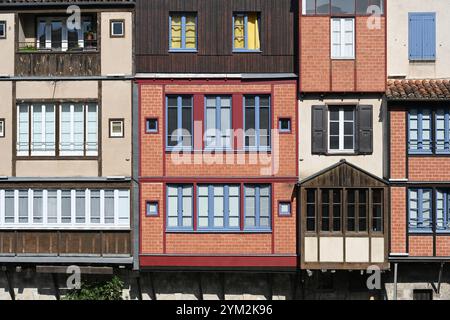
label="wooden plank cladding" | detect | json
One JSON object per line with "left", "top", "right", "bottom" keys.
{"left": 0, "top": 231, "right": 131, "bottom": 256}
{"left": 15, "top": 52, "right": 100, "bottom": 77}
{"left": 135, "top": 0, "right": 296, "bottom": 73}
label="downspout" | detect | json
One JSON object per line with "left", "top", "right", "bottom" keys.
{"left": 393, "top": 263, "right": 398, "bottom": 300}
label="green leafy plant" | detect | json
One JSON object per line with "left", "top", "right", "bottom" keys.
{"left": 64, "top": 276, "right": 124, "bottom": 301}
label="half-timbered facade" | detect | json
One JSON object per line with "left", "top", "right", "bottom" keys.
{"left": 136, "top": 0, "right": 298, "bottom": 270}
{"left": 298, "top": 0, "right": 388, "bottom": 272}
{"left": 0, "top": 0, "right": 135, "bottom": 268}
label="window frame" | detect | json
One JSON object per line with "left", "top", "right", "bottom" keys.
{"left": 0, "top": 188, "right": 130, "bottom": 230}
{"left": 0, "top": 118, "right": 5, "bottom": 138}
{"left": 165, "top": 95, "right": 193, "bottom": 151}
{"left": 196, "top": 184, "right": 241, "bottom": 232}
{"left": 145, "top": 118, "right": 159, "bottom": 134}
{"left": 110, "top": 19, "right": 125, "bottom": 38}
{"left": 243, "top": 95, "right": 271, "bottom": 152}
{"left": 109, "top": 118, "right": 125, "bottom": 138}
{"left": 17, "top": 102, "right": 99, "bottom": 158}
{"left": 169, "top": 13, "right": 198, "bottom": 52}
{"left": 204, "top": 95, "right": 233, "bottom": 151}
{"left": 302, "top": 0, "right": 385, "bottom": 16}
{"left": 278, "top": 201, "right": 292, "bottom": 217}
{"left": 330, "top": 17, "right": 355, "bottom": 60}
{"left": 327, "top": 105, "right": 356, "bottom": 153}
{"left": 408, "top": 188, "right": 433, "bottom": 233}
{"left": 244, "top": 185, "right": 272, "bottom": 232}
{"left": 0, "top": 21, "right": 6, "bottom": 39}
{"left": 146, "top": 201, "right": 159, "bottom": 217}
{"left": 278, "top": 117, "right": 292, "bottom": 134}
{"left": 232, "top": 12, "right": 261, "bottom": 53}
{"left": 166, "top": 185, "right": 194, "bottom": 232}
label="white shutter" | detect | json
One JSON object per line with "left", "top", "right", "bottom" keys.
{"left": 331, "top": 18, "right": 341, "bottom": 58}
{"left": 86, "top": 104, "right": 98, "bottom": 156}
{"left": 343, "top": 18, "right": 355, "bottom": 59}
{"left": 17, "top": 105, "right": 29, "bottom": 156}
{"left": 331, "top": 18, "right": 354, "bottom": 59}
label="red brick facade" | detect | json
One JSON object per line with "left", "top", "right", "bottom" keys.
{"left": 138, "top": 80, "right": 298, "bottom": 268}
{"left": 389, "top": 106, "right": 450, "bottom": 258}
{"left": 300, "top": 16, "right": 386, "bottom": 93}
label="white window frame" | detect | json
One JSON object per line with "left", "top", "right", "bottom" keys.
{"left": 31, "top": 103, "right": 56, "bottom": 156}
{"left": 331, "top": 18, "right": 355, "bottom": 59}
{"left": 0, "top": 188, "right": 130, "bottom": 230}
{"left": 110, "top": 119, "right": 124, "bottom": 138}
{"left": 110, "top": 20, "right": 125, "bottom": 37}
{"left": 0, "top": 119, "right": 5, "bottom": 138}
{"left": 0, "top": 21, "right": 6, "bottom": 39}
{"left": 328, "top": 106, "right": 355, "bottom": 153}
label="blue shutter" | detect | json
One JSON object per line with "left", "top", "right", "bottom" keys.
{"left": 409, "top": 13, "right": 436, "bottom": 61}
{"left": 422, "top": 13, "right": 436, "bottom": 60}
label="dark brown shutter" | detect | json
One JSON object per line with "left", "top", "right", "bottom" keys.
{"left": 357, "top": 105, "right": 373, "bottom": 154}
{"left": 311, "top": 105, "right": 327, "bottom": 154}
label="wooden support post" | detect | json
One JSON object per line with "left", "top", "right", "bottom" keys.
{"left": 52, "top": 273, "right": 60, "bottom": 301}
{"left": 149, "top": 272, "right": 157, "bottom": 300}
{"left": 437, "top": 262, "right": 445, "bottom": 294}
{"left": 197, "top": 273, "right": 204, "bottom": 301}
{"left": 219, "top": 273, "right": 225, "bottom": 300}
{"left": 4, "top": 269, "right": 15, "bottom": 301}
{"left": 267, "top": 273, "right": 274, "bottom": 301}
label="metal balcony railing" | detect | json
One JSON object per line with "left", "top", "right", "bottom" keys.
{"left": 17, "top": 40, "right": 98, "bottom": 53}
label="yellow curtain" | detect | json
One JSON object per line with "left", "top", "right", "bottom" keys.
{"left": 185, "top": 15, "right": 196, "bottom": 49}
{"left": 171, "top": 15, "right": 182, "bottom": 48}
{"left": 247, "top": 13, "right": 260, "bottom": 50}
{"left": 234, "top": 16, "right": 245, "bottom": 49}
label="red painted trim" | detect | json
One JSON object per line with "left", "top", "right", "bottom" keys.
{"left": 240, "top": 183, "right": 244, "bottom": 231}
{"left": 193, "top": 94, "right": 204, "bottom": 151}
{"left": 139, "top": 255, "right": 297, "bottom": 268}
{"left": 271, "top": 182, "right": 275, "bottom": 254}
{"left": 295, "top": 95, "right": 299, "bottom": 179}
{"left": 233, "top": 94, "right": 243, "bottom": 149}
{"left": 354, "top": 17, "right": 357, "bottom": 91}
{"left": 165, "top": 91, "right": 272, "bottom": 95}
{"left": 271, "top": 85, "right": 275, "bottom": 177}
{"left": 162, "top": 85, "right": 166, "bottom": 177}
{"left": 384, "top": 0, "right": 387, "bottom": 93}
{"left": 135, "top": 79, "right": 297, "bottom": 86}
{"left": 193, "top": 182, "right": 198, "bottom": 231}
{"left": 139, "top": 177, "right": 298, "bottom": 183}
{"left": 163, "top": 181, "right": 167, "bottom": 254}
{"left": 299, "top": 0, "right": 302, "bottom": 93}
{"left": 138, "top": 84, "right": 142, "bottom": 255}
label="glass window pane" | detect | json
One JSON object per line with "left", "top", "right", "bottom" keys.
{"left": 90, "top": 190, "right": 100, "bottom": 224}
{"left": 47, "top": 190, "right": 58, "bottom": 223}
{"left": 33, "top": 190, "right": 43, "bottom": 223}
{"left": 61, "top": 190, "right": 71, "bottom": 224}
{"left": 331, "top": 0, "right": 355, "bottom": 14}
{"left": 18, "top": 190, "right": 28, "bottom": 223}
{"left": 104, "top": 190, "right": 114, "bottom": 224}
{"left": 76, "top": 190, "right": 85, "bottom": 223}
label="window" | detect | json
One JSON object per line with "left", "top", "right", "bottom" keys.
{"left": 279, "top": 202, "right": 292, "bottom": 217}
{"left": 197, "top": 185, "right": 240, "bottom": 231}
{"left": 306, "top": 188, "right": 383, "bottom": 234}
{"left": 303, "top": 0, "right": 384, "bottom": 15}
{"left": 331, "top": 18, "right": 355, "bottom": 59}
{"left": 167, "top": 185, "right": 193, "bottom": 231}
{"left": 436, "top": 108, "right": 450, "bottom": 153}
{"left": 0, "top": 119, "right": 5, "bottom": 138}
{"left": 17, "top": 102, "right": 98, "bottom": 157}
{"left": 110, "top": 20, "right": 125, "bottom": 37}
{"left": 166, "top": 96, "right": 193, "bottom": 150}
{"left": 328, "top": 106, "right": 355, "bottom": 153}
{"left": 244, "top": 95, "right": 271, "bottom": 151}
{"left": 409, "top": 189, "right": 432, "bottom": 232}
{"left": 35, "top": 16, "right": 96, "bottom": 51}
{"left": 244, "top": 185, "right": 271, "bottom": 231}
{"left": 409, "top": 13, "right": 436, "bottom": 61}
{"left": 278, "top": 118, "right": 291, "bottom": 133}
{"left": 205, "top": 96, "right": 232, "bottom": 149}
{"left": 169, "top": 13, "right": 197, "bottom": 51}
{"left": 146, "top": 201, "right": 159, "bottom": 217}
{"left": 0, "top": 21, "right": 6, "bottom": 39}
{"left": 306, "top": 190, "right": 316, "bottom": 232}
{"left": 436, "top": 190, "right": 450, "bottom": 232}
{"left": 408, "top": 108, "right": 432, "bottom": 154}
{"left": 146, "top": 118, "right": 158, "bottom": 134}
{"left": 233, "top": 13, "right": 261, "bottom": 51}
{"left": 0, "top": 189, "right": 130, "bottom": 229}
{"left": 109, "top": 119, "right": 124, "bottom": 138}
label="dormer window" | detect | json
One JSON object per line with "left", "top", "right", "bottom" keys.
{"left": 35, "top": 16, "right": 96, "bottom": 52}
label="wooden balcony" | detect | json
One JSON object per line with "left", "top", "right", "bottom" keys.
{"left": 15, "top": 41, "right": 100, "bottom": 77}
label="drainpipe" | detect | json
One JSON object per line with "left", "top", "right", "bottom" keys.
{"left": 393, "top": 263, "right": 398, "bottom": 301}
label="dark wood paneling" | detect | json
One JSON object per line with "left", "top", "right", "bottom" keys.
{"left": 135, "top": 0, "right": 296, "bottom": 73}
{"left": 16, "top": 53, "right": 100, "bottom": 77}
{"left": 0, "top": 231, "right": 131, "bottom": 256}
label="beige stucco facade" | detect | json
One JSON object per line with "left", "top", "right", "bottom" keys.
{"left": 101, "top": 12, "right": 133, "bottom": 76}
{"left": 388, "top": 0, "right": 450, "bottom": 79}
{"left": 298, "top": 97, "right": 384, "bottom": 180}
{"left": 0, "top": 13, "right": 15, "bottom": 76}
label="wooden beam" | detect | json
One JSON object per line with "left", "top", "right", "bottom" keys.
{"left": 36, "top": 265, "right": 113, "bottom": 275}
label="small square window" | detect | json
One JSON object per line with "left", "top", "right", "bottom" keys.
{"left": 0, "top": 21, "right": 6, "bottom": 39}
{"left": 146, "top": 201, "right": 159, "bottom": 217}
{"left": 279, "top": 118, "right": 291, "bottom": 133}
{"left": 146, "top": 118, "right": 158, "bottom": 133}
{"left": 279, "top": 202, "right": 291, "bottom": 216}
{"left": 109, "top": 119, "right": 124, "bottom": 138}
{"left": 110, "top": 20, "right": 125, "bottom": 38}
{"left": 0, "top": 119, "right": 4, "bottom": 137}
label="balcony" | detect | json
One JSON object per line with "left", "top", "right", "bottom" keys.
{"left": 16, "top": 13, "right": 100, "bottom": 77}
